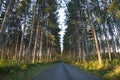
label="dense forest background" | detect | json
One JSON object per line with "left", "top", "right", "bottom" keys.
{"left": 63, "top": 0, "right": 120, "bottom": 79}
{"left": 0, "top": 0, "right": 120, "bottom": 80}
{"left": 0, "top": 0, "right": 61, "bottom": 64}
{"left": 63, "top": 0, "right": 120, "bottom": 64}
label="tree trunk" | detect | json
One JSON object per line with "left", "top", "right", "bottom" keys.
{"left": 0, "top": 0, "right": 14, "bottom": 32}
{"left": 32, "top": 21, "right": 40, "bottom": 63}
{"left": 47, "top": 47, "right": 50, "bottom": 62}
{"left": 14, "top": 35, "right": 19, "bottom": 60}
{"left": 103, "top": 24, "right": 112, "bottom": 62}
{"left": 1, "top": 33, "right": 8, "bottom": 60}
{"left": 0, "top": 0, "right": 2, "bottom": 8}
{"left": 99, "top": 33, "right": 103, "bottom": 54}
{"left": 1, "top": 43, "right": 4, "bottom": 60}
{"left": 86, "top": 2, "right": 102, "bottom": 65}
{"left": 18, "top": 25, "right": 25, "bottom": 64}
{"left": 106, "top": 31, "right": 112, "bottom": 62}
{"left": 25, "top": 5, "right": 36, "bottom": 64}
{"left": 112, "top": 37, "right": 116, "bottom": 57}
{"left": 82, "top": 41, "right": 86, "bottom": 62}
{"left": 76, "top": 27, "right": 82, "bottom": 63}
{"left": 39, "top": 28, "right": 43, "bottom": 62}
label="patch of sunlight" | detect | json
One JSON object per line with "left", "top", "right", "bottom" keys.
{"left": 114, "top": 65, "right": 120, "bottom": 74}
{"left": 75, "top": 62, "right": 80, "bottom": 65}
{"left": 20, "top": 64, "right": 27, "bottom": 70}
{"left": 116, "top": 10, "right": 120, "bottom": 19}
{"left": 96, "top": 64, "right": 104, "bottom": 70}
{"left": 96, "top": 62, "right": 109, "bottom": 70}
{"left": 104, "top": 65, "right": 120, "bottom": 79}
{"left": 96, "top": 17, "right": 101, "bottom": 24}
{"left": 0, "top": 60, "right": 6, "bottom": 67}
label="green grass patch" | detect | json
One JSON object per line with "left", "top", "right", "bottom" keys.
{"left": 0, "top": 61, "right": 53, "bottom": 80}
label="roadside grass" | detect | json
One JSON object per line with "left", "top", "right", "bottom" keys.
{"left": 73, "top": 53, "right": 120, "bottom": 80}
{"left": 0, "top": 60, "right": 54, "bottom": 80}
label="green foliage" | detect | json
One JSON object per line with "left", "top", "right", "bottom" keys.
{"left": 73, "top": 54, "right": 120, "bottom": 80}
{"left": 48, "top": 34, "right": 56, "bottom": 46}
{"left": 96, "top": 17, "right": 102, "bottom": 23}
{"left": 107, "top": 1, "right": 120, "bottom": 19}
{"left": 116, "top": 10, "right": 120, "bottom": 19}
{"left": 0, "top": 60, "right": 26, "bottom": 75}
{"left": 0, "top": 60, "right": 53, "bottom": 80}
{"left": 107, "top": 1, "right": 117, "bottom": 13}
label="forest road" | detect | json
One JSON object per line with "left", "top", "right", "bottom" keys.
{"left": 29, "top": 63, "right": 103, "bottom": 80}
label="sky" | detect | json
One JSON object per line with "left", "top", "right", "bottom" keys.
{"left": 57, "top": 0, "right": 69, "bottom": 52}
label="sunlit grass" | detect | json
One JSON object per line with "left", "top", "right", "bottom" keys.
{"left": 73, "top": 53, "right": 120, "bottom": 80}
{"left": 104, "top": 65, "right": 120, "bottom": 80}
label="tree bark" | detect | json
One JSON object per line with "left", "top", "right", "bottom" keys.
{"left": 0, "top": 0, "right": 2, "bottom": 7}
{"left": 76, "top": 26, "right": 82, "bottom": 63}
{"left": 39, "top": 28, "right": 43, "bottom": 62}
{"left": 86, "top": 2, "right": 102, "bottom": 65}
{"left": 14, "top": 35, "right": 19, "bottom": 60}
{"left": 82, "top": 28, "right": 87, "bottom": 62}
{"left": 32, "top": 21, "right": 40, "bottom": 63}
{"left": 25, "top": 5, "right": 36, "bottom": 64}
{"left": 18, "top": 24, "right": 25, "bottom": 64}
{"left": 0, "top": 0, "right": 14, "bottom": 32}
{"left": 103, "top": 24, "right": 112, "bottom": 62}
{"left": 112, "top": 37, "right": 116, "bottom": 57}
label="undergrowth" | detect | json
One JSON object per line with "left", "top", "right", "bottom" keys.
{"left": 73, "top": 53, "right": 120, "bottom": 80}
{"left": 0, "top": 60, "right": 54, "bottom": 80}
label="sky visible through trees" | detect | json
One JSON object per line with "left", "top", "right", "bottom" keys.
{"left": 57, "top": 0, "right": 70, "bottom": 52}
